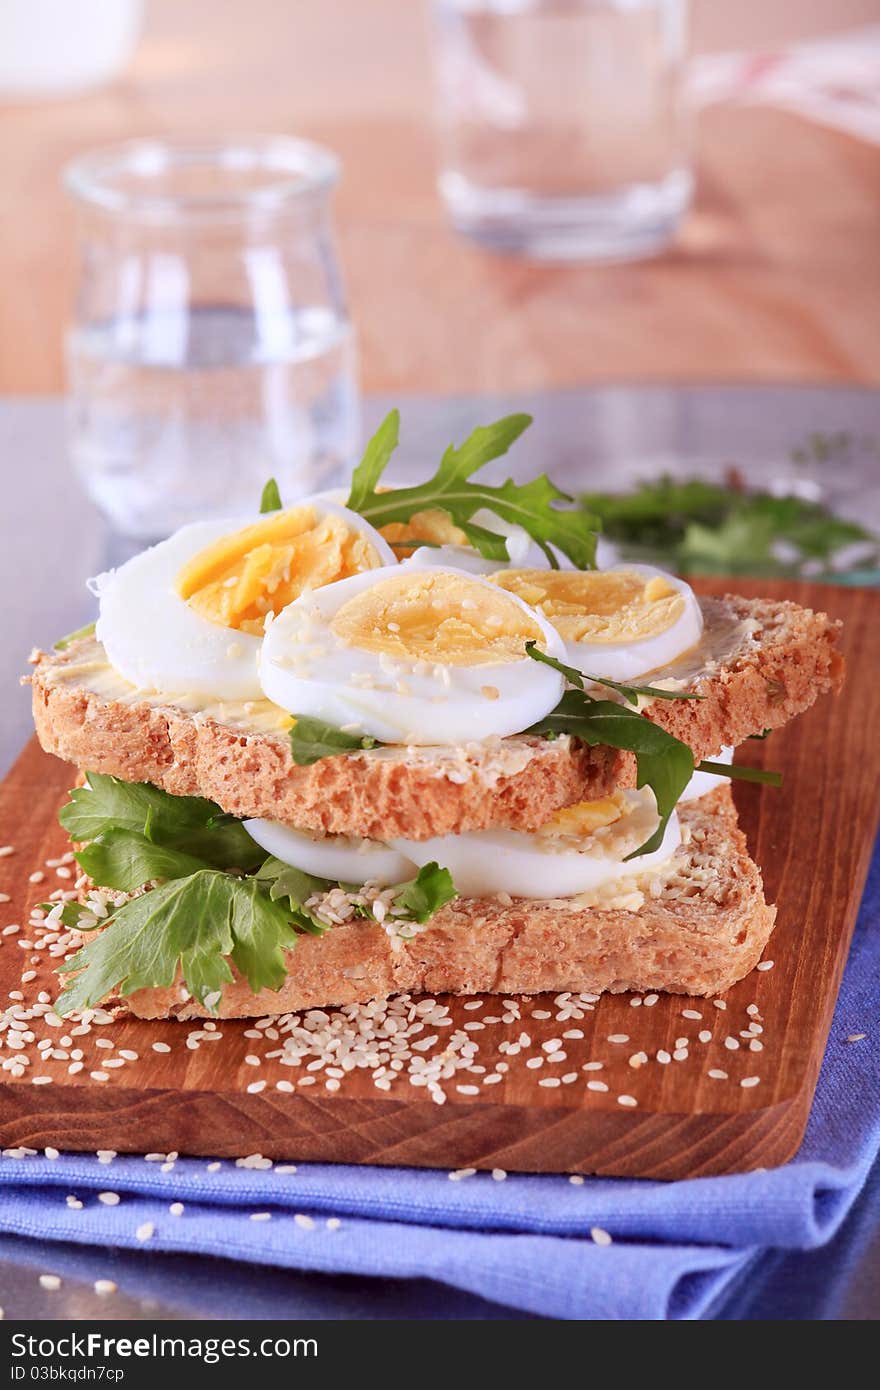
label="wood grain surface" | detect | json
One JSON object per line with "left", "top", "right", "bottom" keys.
{"left": 1, "top": 0, "right": 879, "bottom": 397}
{"left": 0, "top": 579, "right": 876, "bottom": 1179}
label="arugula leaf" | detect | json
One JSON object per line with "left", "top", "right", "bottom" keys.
{"left": 75, "top": 827, "right": 207, "bottom": 893}
{"left": 54, "top": 621, "right": 96, "bottom": 651}
{"left": 697, "top": 760, "right": 782, "bottom": 786}
{"left": 259, "top": 478, "right": 282, "bottom": 513}
{"left": 523, "top": 642, "right": 704, "bottom": 706}
{"left": 346, "top": 411, "right": 598, "bottom": 570}
{"left": 288, "top": 718, "right": 377, "bottom": 766}
{"left": 346, "top": 409, "right": 400, "bottom": 512}
{"left": 391, "top": 863, "right": 457, "bottom": 924}
{"left": 60, "top": 775, "right": 265, "bottom": 871}
{"left": 56, "top": 870, "right": 300, "bottom": 1016}
{"left": 527, "top": 692, "right": 694, "bottom": 857}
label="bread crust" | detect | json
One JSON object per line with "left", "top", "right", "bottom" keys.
{"left": 30, "top": 594, "right": 843, "bottom": 839}
{"left": 115, "top": 788, "right": 775, "bottom": 1018}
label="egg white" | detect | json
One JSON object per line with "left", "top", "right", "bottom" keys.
{"left": 530, "top": 563, "right": 704, "bottom": 682}
{"left": 93, "top": 500, "right": 395, "bottom": 701}
{"left": 259, "top": 564, "right": 568, "bottom": 745}
{"left": 391, "top": 789, "right": 681, "bottom": 899}
{"left": 243, "top": 817, "right": 416, "bottom": 886}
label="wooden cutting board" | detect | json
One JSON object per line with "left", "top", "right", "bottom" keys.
{"left": 0, "top": 580, "right": 876, "bottom": 1180}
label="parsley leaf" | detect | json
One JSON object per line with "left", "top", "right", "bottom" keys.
{"left": 346, "top": 411, "right": 599, "bottom": 570}
{"left": 259, "top": 478, "right": 282, "bottom": 513}
{"left": 523, "top": 642, "right": 704, "bottom": 706}
{"left": 37, "top": 902, "right": 86, "bottom": 928}
{"left": 256, "top": 856, "right": 330, "bottom": 935}
{"left": 56, "top": 870, "right": 300, "bottom": 1016}
{"left": 60, "top": 775, "right": 265, "bottom": 871}
{"left": 288, "top": 718, "right": 377, "bottom": 766}
{"left": 54, "top": 621, "right": 96, "bottom": 651}
{"left": 75, "top": 828, "right": 208, "bottom": 893}
{"left": 391, "top": 862, "right": 457, "bottom": 924}
{"left": 527, "top": 692, "right": 694, "bottom": 857}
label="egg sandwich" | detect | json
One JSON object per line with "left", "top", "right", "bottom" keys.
{"left": 27, "top": 412, "right": 844, "bottom": 1020}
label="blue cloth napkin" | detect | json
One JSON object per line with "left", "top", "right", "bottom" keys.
{"left": 1, "top": 846, "right": 877, "bottom": 1321}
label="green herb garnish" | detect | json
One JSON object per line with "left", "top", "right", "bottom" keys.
{"left": 523, "top": 641, "right": 704, "bottom": 706}
{"left": 696, "top": 760, "right": 781, "bottom": 786}
{"left": 347, "top": 410, "right": 599, "bottom": 570}
{"left": 53, "top": 621, "right": 96, "bottom": 651}
{"left": 391, "top": 862, "right": 457, "bottom": 924}
{"left": 56, "top": 870, "right": 299, "bottom": 1016}
{"left": 581, "top": 476, "right": 878, "bottom": 578}
{"left": 259, "top": 477, "right": 282, "bottom": 513}
{"left": 288, "top": 717, "right": 377, "bottom": 766}
{"left": 60, "top": 774, "right": 265, "bottom": 871}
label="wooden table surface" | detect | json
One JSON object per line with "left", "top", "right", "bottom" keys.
{"left": 1, "top": 0, "right": 879, "bottom": 397}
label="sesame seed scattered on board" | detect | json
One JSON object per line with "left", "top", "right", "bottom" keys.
{"left": 169, "top": 1203, "right": 184, "bottom": 1216}
{"left": 846, "top": 1033, "right": 867, "bottom": 1043}
{"left": 591, "top": 1227, "right": 613, "bottom": 1246}
{"left": 326, "top": 1217, "right": 342, "bottom": 1230}
{"left": 756, "top": 960, "right": 774, "bottom": 972}
{"left": 38, "top": 1274, "right": 61, "bottom": 1291}
{"left": 135, "top": 1223, "right": 154, "bottom": 1242}
{"left": 681, "top": 1009, "right": 702, "bottom": 1020}
{"left": 586, "top": 1080, "right": 608, "bottom": 1092}
{"left": 491, "top": 1169, "right": 507, "bottom": 1181}
{"left": 740, "top": 1076, "right": 761, "bottom": 1088}
{"left": 617, "top": 1094, "right": 638, "bottom": 1107}
{"left": 568, "top": 1174, "right": 585, "bottom": 1186}
{"left": 294, "top": 1213, "right": 316, "bottom": 1230}
{"left": 606, "top": 1034, "right": 629, "bottom": 1044}
{"left": 97, "top": 1192, "right": 120, "bottom": 1206}
{"left": 249, "top": 1212, "right": 272, "bottom": 1221}
{"left": 94, "top": 1280, "right": 117, "bottom": 1295}
{"left": 708, "top": 1069, "right": 728, "bottom": 1080}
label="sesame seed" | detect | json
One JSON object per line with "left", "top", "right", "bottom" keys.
{"left": 629, "top": 997, "right": 642, "bottom": 1007}
{"left": 698, "top": 1030, "right": 712, "bottom": 1043}
{"left": 169, "top": 1203, "right": 184, "bottom": 1216}
{"left": 275, "top": 1165, "right": 298, "bottom": 1174}
{"left": 708, "top": 1068, "right": 728, "bottom": 1080}
{"left": 135, "top": 1222, "right": 154, "bottom": 1242}
{"left": 672, "top": 1047, "right": 688, "bottom": 1061}
{"left": 746, "top": 1004, "right": 761, "bottom": 1017}
{"left": 448, "top": 1168, "right": 477, "bottom": 1181}
{"left": 249, "top": 1212, "right": 272, "bottom": 1222}
{"left": 643, "top": 994, "right": 659, "bottom": 1007}
{"left": 0, "top": 847, "right": 14, "bottom": 857}
{"left": 526, "top": 1057, "right": 543, "bottom": 1069}
{"left": 617, "top": 1094, "right": 638, "bottom": 1107}
{"left": 151, "top": 1042, "right": 171, "bottom": 1054}
{"left": 749, "top": 1039, "right": 764, "bottom": 1052}
{"left": 586, "top": 1080, "right": 608, "bottom": 1092}
{"left": 740, "top": 1076, "right": 761, "bottom": 1088}
{"left": 456, "top": 1084, "right": 479, "bottom": 1095}
{"left": 713, "top": 999, "right": 727, "bottom": 1010}
{"left": 724, "top": 1037, "right": 740, "bottom": 1051}
{"left": 65, "top": 1196, "right": 83, "bottom": 1210}
{"left": 44, "top": 1148, "right": 59, "bottom": 1160}
{"left": 491, "top": 1169, "right": 507, "bottom": 1181}
{"left": 538, "top": 1077, "right": 561, "bottom": 1088}
{"left": 591, "top": 1227, "right": 613, "bottom": 1246}
{"left": 90, "top": 1072, "right": 109, "bottom": 1083}
{"left": 846, "top": 1033, "right": 866, "bottom": 1043}
{"left": 97, "top": 1192, "right": 120, "bottom": 1206}
{"left": 96, "top": 1150, "right": 116, "bottom": 1164}
{"left": 568, "top": 1174, "right": 585, "bottom": 1186}
{"left": 294, "top": 1213, "right": 316, "bottom": 1230}
{"left": 657, "top": 1050, "right": 671, "bottom": 1065}
{"left": 606, "top": 1034, "right": 629, "bottom": 1044}
{"left": 582, "top": 1061, "right": 603, "bottom": 1071}
{"left": 39, "top": 1274, "right": 61, "bottom": 1291}
{"left": 246, "top": 1080, "right": 266, "bottom": 1093}
{"left": 681, "top": 1009, "right": 702, "bottom": 1020}
{"left": 756, "top": 960, "right": 774, "bottom": 972}
{"left": 94, "top": 1280, "right": 116, "bottom": 1295}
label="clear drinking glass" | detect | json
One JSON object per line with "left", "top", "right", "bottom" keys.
{"left": 430, "top": 0, "right": 692, "bottom": 261}
{"left": 64, "top": 137, "right": 359, "bottom": 539}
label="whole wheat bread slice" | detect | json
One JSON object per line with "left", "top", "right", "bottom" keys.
{"left": 30, "top": 594, "right": 842, "bottom": 840}
{"left": 111, "top": 787, "right": 774, "bottom": 1019}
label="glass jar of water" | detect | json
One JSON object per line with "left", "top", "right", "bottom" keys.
{"left": 430, "top": 0, "right": 692, "bottom": 261}
{"left": 64, "top": 137, "right": 359, "bottom": 538}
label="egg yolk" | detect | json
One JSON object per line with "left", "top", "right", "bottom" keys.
{"left": 176, "top": 507, "right": 382, "bottom": 635}
{"left": 330, "top": 571, "right": 546, "bottom": 666}
{"left": 490, "top": 569, "right": 684, "bottom": 645}
{"left": 379, "top": 508, "right": 468, "bottom": 559}
{"left": 540, "top": 793, "right": 626, "bottom": 840}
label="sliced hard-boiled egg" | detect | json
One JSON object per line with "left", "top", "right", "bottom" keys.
{"left": 679, "top": 745, "right": 734, "bottom": 802}
{"left": 259, "top": 564, "right": 567, "bottom": 745}
{"left": 489, "top": 563, "right": 703, "bottom": 681}
{"left": 243, "top": 817, "right": 417, "bottom": 886}
{"left": 395, "top": 507, "right": 553, "bottom": 574}
{"left": 94, "top": 500, "right": 395, "bottom": 701}
{"left": 391, "top": 787, "right": 681, "bottom": 899}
